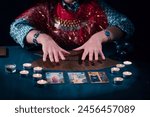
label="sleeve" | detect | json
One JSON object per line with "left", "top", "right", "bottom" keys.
{"left": 98, "top": 0, "right": 134, "bottom": 39}
{"left": 10, "top": 18, "right": 34, "bottom": 48}
{"left": 10, "top": 3, "right": 48, "bottom": 48}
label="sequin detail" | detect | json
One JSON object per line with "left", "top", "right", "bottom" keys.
{"left": 10, "top": 0, "right": 134, "bottom": 49}
{"left": 10, "top": 18, "right": 34, "bottom": 47}
{"left": 99, "top": 0, "right": 134, "bottom": 39}
{"left": 54, "top": 16, "right": 87, "bottom": 31}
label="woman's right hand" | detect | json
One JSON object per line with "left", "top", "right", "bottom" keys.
{"left": 38, "top": 34, "right": 70, "bottom": 63}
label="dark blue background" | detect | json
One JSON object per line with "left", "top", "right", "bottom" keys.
{"left": 0, "top": 0, "right": 150, "bottom": 99}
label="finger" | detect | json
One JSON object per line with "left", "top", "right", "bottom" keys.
{"left": 53, "top": 49, "right": 59, "bottom": 63}
{"left": 43, "top": 51, "right": 48, "bottom": 62}
{"left": 42, "top": 47, "right": 47, "bottom": 61}
{"left": 48, "top": 50, "right": 54, "bottom": 62}
{"left": 59, "top": 51, "right": 65, "bottom": 60}
{"left": 73, "top": 46, "right": 83, "bottom": 51}
{"left": 99, "top": 49, "right": 105, "bottom": 60}
{"left": 94, "top": 50, "right": 99, "bottom": 61}
{"left": 89, "top": 50, "right": 94, "bottom": 61}
{"left": 81, "top": 50, "right": 88, "bottom": 60}
{"left": 59, "top": 47, "right": 70, "bottom": 54}
{"left": 60, "top": 48, "right": 70, "bottom": 54}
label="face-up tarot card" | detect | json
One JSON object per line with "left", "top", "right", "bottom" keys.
{"left": 88, "top": 72, "right": 109, "bottom": 83}
{"left": 46, "top": 72, "right": 64, "bottom": 84}
{"left": 68, "top": 72, "right": 87, "bottom": 84}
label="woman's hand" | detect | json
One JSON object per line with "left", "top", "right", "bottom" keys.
{"left": 74, "top": 31, "right": 108, "bottom": 61}
{"left": 38, "top": 34, "right": 70, "bottom": 63}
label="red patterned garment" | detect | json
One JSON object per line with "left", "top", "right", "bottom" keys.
{"left": 17, "top": 0, "right": 108, "bottom": 50}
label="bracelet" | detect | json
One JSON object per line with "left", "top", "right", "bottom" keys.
{"left": 33, "top": 31, "right": 41, "bottom": 46}
{"left": 104, "top": 30, "right": 112, "bottom": 41}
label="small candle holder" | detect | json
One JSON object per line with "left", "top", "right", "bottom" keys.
{"left": 111, "top": 67, "right": 120, "bottom": 74}
{"left": 116, "top": 64, "right": 125, "bottom": 69}
{"left": 19, "top": 70, "right": 29, "bottom": 77}
{"left": 123, "top": 61, "right": 132, "bottom": 66}
{"left": 33, "top": 73, "right": 42, "bottom": 81}
{"left": 33, "top": 67, "right": 43, "bottom": 73}
{"left": 123, "top": 71, "right": 132, "bottom": 78}
{"left": 36, "top": 79, "right": 48, "bottom": 87}
{"left": 5, "top": 64, "right": 16, "bottom": 73}
{"left": 23, "top": 63, "right": 32, "bottom": 69}
{"left": 113, "top": 77, "right": 124, "bottom": 85}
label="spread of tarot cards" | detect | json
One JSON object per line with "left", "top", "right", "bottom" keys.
{"left": 44, "top": 71, "right": 109, "bottom": 85}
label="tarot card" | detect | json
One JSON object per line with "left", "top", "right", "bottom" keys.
{"left": 68, "top": 72, "right": 87, "bottom": 84}
{"left": 99, "top": 72, "right": 109, "bottom": 83}
{"left": 88, "top": 72, "right": 109, "bottom": 83}
{"left": 45, "top": 72, "right": 64, "bottom": 84}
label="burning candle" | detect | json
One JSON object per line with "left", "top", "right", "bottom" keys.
{"left": 123, "top": 71, "right": 132, "bottom": 78}
{"left": 36, "top": 79, "right": 48, "bottom": 87}
{"left": 23, "top": 63, "right": 32, "bottom": 69}
{"left": 5, "top": 64, "right": 16, "bottom": 73}
{"left": 116, "top": 64, "right": 125, "bottom": 68}
{"left": 33, "top": 67, "right": 43, "bottom": 73}
{"left": 123, "top": 61, "right": 132, "bottom": 66}
{"left": 111, "top": 67, "right": 120, "bottom": 74}
{"left": 113, "top": 77, "right": 124, "bottom": 85}
{"left": 19, "top": 70, "right": 29, "bottom": 77}
{"left": 33, "top": 73, "right": 42, "bottom": 79}
{"left": 37, "top": 79, "right": 48, "bottom": 85}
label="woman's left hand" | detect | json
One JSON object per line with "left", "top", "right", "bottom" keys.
{"left": 74, "top": 31, "right": 108, "bottom": 61}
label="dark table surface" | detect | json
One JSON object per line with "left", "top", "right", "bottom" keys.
{"left": 0, "top": 46, "right": 144, "bottom": 100}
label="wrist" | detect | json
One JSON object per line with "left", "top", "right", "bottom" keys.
{"left": 102, "top": 29, "right": 112, "bottom": 42}
{"left": 95, "top": 30, "right": 111, "bottom": 43}
{"left": 32, "top": 31, "right": 41, "bottom": 46}
{"left": 37, "top": 34, "right": 52, "bottom": 45}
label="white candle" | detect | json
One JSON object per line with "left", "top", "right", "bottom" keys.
{"left": 111, "top": 67, "right": 120, "bottom": 74}
{"left": 5, "top": 64, "right": 16, "bottom": 73}
{"left": 123, "top": 61, "right": 132, "bottom": 65}
{"left": 113, "top": 77, "right": 124, "bottom": 85}
{"left": 33, "top": 73, "right": 42, "bottom": 79}
{"left": 23, "top": 63, "right": 32, "bottom": 69}
{"left": 20, "top": 70, "right": 29, "bottom": 76}
{"left": 37, "top": 80, "right": 48, "bottom": 85}
{"left": 123, "top": 71, "right": 132, "bottom": 78}
{"left": 33, "top": 67, "right": 43, "bottom": 73}
{"left": 116, "top": 64, "right": 125, "bottom": 68}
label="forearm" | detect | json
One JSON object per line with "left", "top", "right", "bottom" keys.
{"left": 10, "top": 3, "right": 49, "bottom": 47}
{"left": 10, "top": 18, "right": 34, "bottom": 47}
{"left": 95, "top": 26, "right": 125, "bottom": 43}
{"left": 26, "top": 30, "right": 53, "bottom": 45}
{"left": 26, "top": 30, "right": 39, "bottom": 44}
{"left": 99, "top": 0, "right": 134, "bottom": 39}
{"left": 106, "top": 26, "right": 125, "bottom": 41}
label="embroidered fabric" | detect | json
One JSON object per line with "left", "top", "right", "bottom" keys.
{"left": 10, "top": 0, "right": 134, "bottom": 49}
{"left": 10, "top": 18, "right": 34, "bottom": 47}
{"left": 99, "top": 0, "right": 134, "bottom": 39}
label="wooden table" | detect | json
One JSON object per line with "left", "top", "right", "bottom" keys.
{"left": 32, "top": 51, "right": 119, "bottom": 71}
